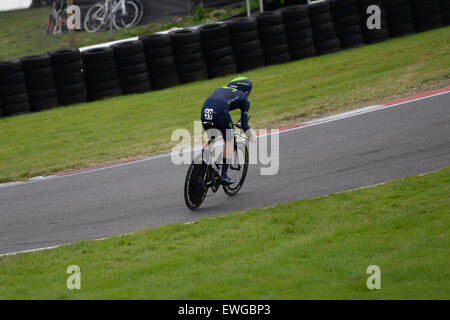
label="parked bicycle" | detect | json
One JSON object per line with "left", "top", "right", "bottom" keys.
{"left": 184, "top": 117, "right": 250, "bottom": 210}
{"left": 84, "top": 0, "right": 143, "bottom": 33}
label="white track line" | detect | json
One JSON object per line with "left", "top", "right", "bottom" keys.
{"left": 0, "top": 232, "right": 137, "bottom": 257}
{"left": 0, "top": 245, "right": 60, "bottom": 257}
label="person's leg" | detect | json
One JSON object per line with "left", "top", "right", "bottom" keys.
{"left": 220, "top": 112, "right": 235, "bottom": 184}
{"left": 221, "top": 138, "right": 234, "bottom": 180}
{"left": 201, "top": 109, "right": 220, "bottom": 165}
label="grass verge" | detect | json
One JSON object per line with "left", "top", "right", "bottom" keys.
{"left": 0, "top": 167, "right": 448, "bottom": 299}
{"left": 0, "top": 27, "right": 449, "bottom": 183}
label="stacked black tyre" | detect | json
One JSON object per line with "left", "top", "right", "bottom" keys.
{"left": 49, "top": 48, "right": 86, "bottom": 106}
{"left": 279, "top": 5, "right": 316, "bottom": 61}
{"left": 199, "top": 23, "right": 237, "bottom": 79}
{"left": 255, "top": 11, "right": 291, "bottom": 65}
{"left": 82, "top": 47, "right": 122, "bottom": 102}
{"left": 21, "top": 54, "right": 59, "bottom": 112}
{"left": 309, "top": 1, "right": 341, "bottom": 54}
{"left": 284, "top": 0, "right": 309, "bottom": 6}
{"left": 383, "top": 0, "right": 415, "bottom": 37}
{"left": 409, "top": 0, "right": 442, "bottom": 32}
{"left": 264, "top": 0, "right": 283, "bottom": 11}
{"left": 329, "top": 0, "right": 365, "bottom": 49}
{"left": 440, "top": 0, "right": 450, "bottom": 25}
{"left": 170, "top": 29, "right": 208, "bottom": 84}
{"left": 266, "top": 0, "right": 309, "bottom": 10}
{"left": 0, "top": 60, "right": 31, "bottom": 116}
{"left": 112, "top": 40, "right": 151, "bottom": 94}
{"left": 357, "top": 0, "right": 390, "bottom": 44}
{"left": 140, "top": 34, "right": 179, "bottom": 90}
{"left": 226, "top": 17, "right": 265, "bottom": 72}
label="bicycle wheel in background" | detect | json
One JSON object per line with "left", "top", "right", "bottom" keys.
{"left": 84, "top": 3, "right": 107, "bottom": 32}
{"left": 113, "top": 1, "right": 139, "bottom": 29}
{"left": 131, "top": 0, "right": 144, "bottom": 26}
{"left": 184, "top": 161, "right": 208, "bottom": 210}
{"left": 223, "top": 140, "right": 249, "bottom": 197}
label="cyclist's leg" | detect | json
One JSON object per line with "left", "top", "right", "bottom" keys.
{"left": 201, "top": 108, "right": 220, "bottom": 165}
{"left": 219, "top": 111, "right": 235, "bottom": 184}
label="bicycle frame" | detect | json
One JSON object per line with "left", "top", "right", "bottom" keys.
{"left": 91, "top": 0, "right": 127, "bottom": 26}
{"left": 109, "top": 0, "right": 127, "bottom": 17}
{"left": 202, "top": 131, "right": 249, "bottom": 192}
{"left": 205, "top": 130, "right": 248, "bottom": 162}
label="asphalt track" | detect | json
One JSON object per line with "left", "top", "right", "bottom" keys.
{"left": 0, "top": 91, "right": 449, "bottom": 255}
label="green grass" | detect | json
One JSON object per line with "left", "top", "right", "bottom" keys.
{"left": 0, "top": 26, "right": 449, "bottom": 183}
{"left": 0, "top": 167, "right": 448, "bottom": 299}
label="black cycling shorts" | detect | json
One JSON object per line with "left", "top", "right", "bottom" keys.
{"left": 201, "top": 106, "right": 234, "bottom": 141}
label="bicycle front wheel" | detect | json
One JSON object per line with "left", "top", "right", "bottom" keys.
{"left": 84, "top": 3, "right": 107, "bottom": 33}
{"left": 223, "top": 140, "right": 249, "bottom": 197}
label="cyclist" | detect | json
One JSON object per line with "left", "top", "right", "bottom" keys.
{"left": 201, "top": 76, "right": 256, "bottom": 185}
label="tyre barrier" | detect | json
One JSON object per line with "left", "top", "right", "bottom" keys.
{"left": 309, "top": 1, "right": 341, "bottom": 54}
{"left": 112, "top": 40, "right": 151, "bottom": 94}
{"left": 170, "top": 29, "right": 208, "bottom": 84}
{"left": 357, "top": 0, "right": 390, "bottom": 44}
{"left": 21, "top": 54, "right": 59, "bottom": 112}
{"left": 279, "top": 5, "right": 316, "bottom": 61}
{"left": 255, "top": 11, "right": 291, "bottom": 65}
{"left": 199, "top": 23, "right": 237, "bottom": 79}
{"left": 48, "top": 48, "right": 87, "bottom": 106}
{"left": 440, "top": 0, "right": 450, "bottom": 25}
{"left": 139, "top": 33, "right": 180, "bottom": 90}
{"left": 81, "top": 47, "right": 122, "bottom": 102}
{"left": 0, "top": 60, "right": 31, "bottom": 116}
{"left": 264, "top": 0, "right": 283, "bottom": 11}
{"left": 383, "top": 0, "right": 415, "bottom": 38}
{"left": 329, "top": 0, "right": 365, "bottom": 48}
{"left": 410, "top": 0, "right": 442, "bottom": 32}
{"left": 225, "top": 17, "right": 266, "bottom": 72}
{"left": 2, "top": 0, "right": 449, "bottom": 119}
{"left": 285, "top": 0, "right": 309, "bottom": 5}
{"left": 263, "top": 0, "right": 308, "bottom": 11}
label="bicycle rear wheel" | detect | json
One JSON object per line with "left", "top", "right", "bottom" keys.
{"left": 113, "top": 1, "right": 139, "bottom": 29}
{"left": 223, "top": 140, "right": 249, "bottom": 197}
{"left": 130, "top": 0, "right": 144, "bottom": 26}
{"left": 184, "top": 161, "right": 208, "bottom": 210}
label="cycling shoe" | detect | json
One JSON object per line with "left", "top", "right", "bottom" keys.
{"left": 219, "top": 176, "right": 235, "bottom": 185}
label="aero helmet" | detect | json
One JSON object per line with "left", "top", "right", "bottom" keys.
{"left": 228, "top": 76, "right": 252, "bottom": 96}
